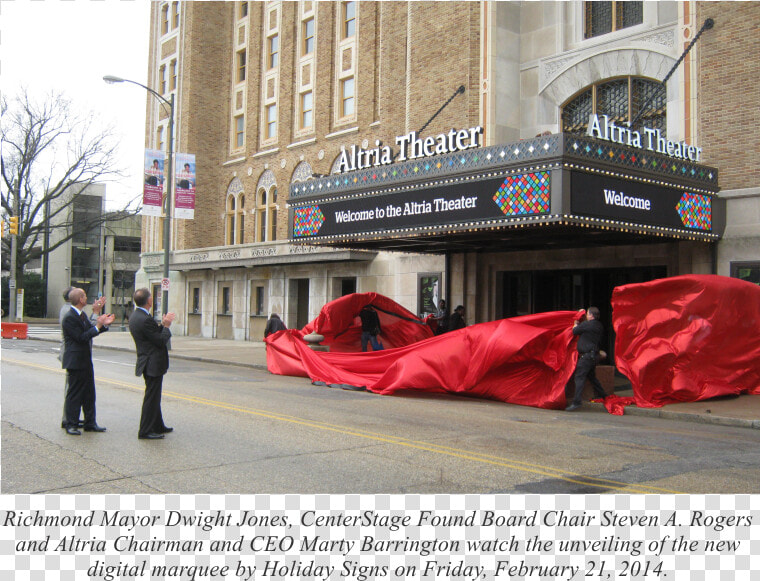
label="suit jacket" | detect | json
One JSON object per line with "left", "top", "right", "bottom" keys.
{"left": 129, "top": 308, "right": 171, "bottom": 377}
{"left": 61, "top": 307, "right": 106, "bottom": 369}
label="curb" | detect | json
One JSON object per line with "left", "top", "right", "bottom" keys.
{"left": 22, "top": 335, "right": 270, "bottom": 372}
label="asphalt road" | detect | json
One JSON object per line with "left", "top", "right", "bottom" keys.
{"left": 3, "top": 339, "right": 760, "bottom": 494}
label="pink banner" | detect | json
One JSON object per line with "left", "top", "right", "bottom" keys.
{"left": 174, "top": 153, "right": 196, "bottom": 220}
{"left": 142, "top": 149, "right": 164, "bottom": 217}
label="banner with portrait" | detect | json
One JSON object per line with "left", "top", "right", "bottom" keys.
{"left": 174, "top": 153, "right": 196, "bottom": 220}
{"left": 142, "top": 149, "right": 164, "bottom": 217}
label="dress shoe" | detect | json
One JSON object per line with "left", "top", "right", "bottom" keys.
{"left": 138, "top": 433, "right": 165, "bottom": 440}
{"left": 159, "top": 426, "right": 173, "bottom": 433}
{"left": 61, "top": 421, "right": 85, "bottom": 429}
{"left": 565, "top": 403, "right": 582, "bottom": 411}
{"left": 84, "top": 425, "right": 107, "bottom": 432}
{"left": 65, "top": 427, "right": 81, "bottom": 436}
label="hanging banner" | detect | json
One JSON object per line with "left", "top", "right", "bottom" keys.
{"left": 174, "top": 153, "right": 196, "bottom": 220}
{"left": 142, "top": 149, "right": 164, "bottom": 217}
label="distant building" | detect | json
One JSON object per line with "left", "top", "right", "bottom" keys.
{"left": 42, "top": 183, "right": 141, "bottom": 322}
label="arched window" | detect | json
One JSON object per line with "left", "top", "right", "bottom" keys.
{"left": 561, "top": 77, "right": 666, "bottom": 136}
{"left": 255, "top": 170, "right": 277, "bottom": 243}
{"left": 238, "top": 194, "right": 246, "bottom": 244}
{"left": 226, "top": 195, "right": 236, "bottom": 245}
{"left": 256, "top": 188, "right": 267, "bottom": 242}
{"left": 225, "top": 178, "right": 246, "bottom": 245}
{"left": 269, "top": 188, "right": 278, "bottom": 242}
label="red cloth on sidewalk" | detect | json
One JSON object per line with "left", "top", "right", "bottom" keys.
{"left": 266, "top": 296, "right": 581, "bottom": 409}
{"left": 612, "top": 274, "right": 760, "bottom": 408}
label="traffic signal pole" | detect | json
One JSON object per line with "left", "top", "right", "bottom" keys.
{"left": 8, "top": 201, "right": 19, "bottom": 321}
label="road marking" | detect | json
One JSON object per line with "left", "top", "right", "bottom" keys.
{"left": 3, "top": 357, "right": 682, "bottom": 494}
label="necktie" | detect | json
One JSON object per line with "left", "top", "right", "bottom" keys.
{"left": 80, "top": 312, "right": 89, "bottom": 325}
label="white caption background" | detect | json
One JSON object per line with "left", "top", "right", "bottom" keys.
{"left": 1, "top": 495, "right": 758, "bottom": 580}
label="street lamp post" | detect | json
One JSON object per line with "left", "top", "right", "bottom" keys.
{"left": 103, "top": 75, "right": 173, "bottom": 317}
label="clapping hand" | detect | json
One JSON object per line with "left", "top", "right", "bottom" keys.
{"left": 162, "top": 312, "right": 177, "bottom": 327}
{"left": 92, "top": 296, "right": 107, "bottom": 314}
{"left": 96, "top": 313, "right": 116, "bottom": 329}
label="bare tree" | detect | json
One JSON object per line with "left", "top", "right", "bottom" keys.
{"left": 1, "top": 89, "right": 139, "bottom": 293}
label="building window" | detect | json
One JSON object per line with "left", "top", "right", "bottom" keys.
{"left": 221, "top": 286, "right": 232, "bottom": 315}
{"left": 226, "top": 195, "right": 236, "bottom": 245}
{"left": 238, "top": 195, "right": 246, "bottom": 243}
{"left": 156, "top": 126, "right": 164, "bottom": 151}
{"left": 340, "top": 77, "right": 354, "bottom": 117}
{"left": 253, "top": 285, "right": 265, "bottom": 316}
{"left": 170, "top": 60, "right": 177, "bottom": 91}
{"left": 161, "top": 4, "right": 169, "bottom": 35}
{"left": 191, "top": 287, "right": 200, "bottom": 313}
{"left": 240, "top": 1, "right": 248, "bottom": 18}
{"left": 584, "top": 1, "right": 643, "bottom": 39}
{"left": 561, "top": 77, "right": 665, "bottom": 135}
{"left": 172, "top": 1, "right": 179, "bottom": 29}
{"left": 268, "top": 34, "right": 279, "bottom": 69}
{"left": 269, "top": 189, "right": 278, "bottom": 242}
{"left": 256, "top": 189, "right": 267, "bottom": 242}
{"left": 235, "top": 115, "right": 245, "bottom": 148}
{"left": 159, "top": 65, "right": 166, "bottom": 94}
{"left": 342, "top": 1, "right": 356, "bottom": 39}
{"left": 300, "top": 91, "right": 313, "bottom": 129}
{"left": 303, "top": 17, "right": 315, "bottom": 55}
{"left": 266, "top": 104, "right": 277, "bottom": 139}
{"left": 237, "top": 50, "right": 247, "bottom": 82}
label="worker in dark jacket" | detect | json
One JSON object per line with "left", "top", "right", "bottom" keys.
{"left": 264, "top": 313, "right": 287, "bottom": 338}
{"left": 565, "top": 306, "right": 607, "bottom": 411}
{"left": 449, "top": 305, "right": 466, "bottom": 331}
{"left": 359, "top": 305, "right": 384, "bottom": 351}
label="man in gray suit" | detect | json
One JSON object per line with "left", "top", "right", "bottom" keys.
{"left": 128, "top": 288, "right": 176, "bottom": 440}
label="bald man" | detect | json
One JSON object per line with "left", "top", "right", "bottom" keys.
{"left": 61, "top": 288, "right": 114, "bottom": 435}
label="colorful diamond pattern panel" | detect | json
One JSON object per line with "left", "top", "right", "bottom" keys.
{"left": 293, "top": 205, "right": 325, "bottom": 237}
{"left": 677, "top": 192, "right": 711, "bottom": 231}
{"left": 493, "top": 171, "right": 551, "bottom": 216}
{"left": 568, "top": 135, "right": 718, "bottom": 186}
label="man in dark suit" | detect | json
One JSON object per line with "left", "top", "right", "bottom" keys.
{"left": 61, "top": 288, "right": 114, "bottom": 435}
{"left": 128, "top": 288, "right": 176, "bottom": 440}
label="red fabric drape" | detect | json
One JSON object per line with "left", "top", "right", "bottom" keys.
{"left": 266, "top": 294, "right": 581, "bottom": 409}
{"left": 612, "top": 274, "right": 760, "bottom": 408}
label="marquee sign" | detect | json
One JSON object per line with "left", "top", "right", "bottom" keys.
{"left": 586, "top": 114, "right": 703, "bottom": 162}
{"left": 293, "top": 171, "right": 551, "bottom": 239}
{"left": 570, "top": 171, "right": 712, "bottom": 232}
{"left": 336, "top": 126, "right": 483, "bottom": 173}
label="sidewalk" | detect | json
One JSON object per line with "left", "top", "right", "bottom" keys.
{"left": 16, "top": 325, "right": 760, "bottom": 430}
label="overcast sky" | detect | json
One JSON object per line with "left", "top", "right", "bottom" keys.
{"left": 1, "top": 0, "right": 151, "bottom": 209}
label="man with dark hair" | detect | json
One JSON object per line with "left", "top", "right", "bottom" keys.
{"left": 264, "top": 313, "right": 287, "bottom": 338}
{"left": 61, "top": 288, "right": 114, "bottom": 435}
{"left": 433, "top": 299, "right": 450, "bottom": 335}
{"left": 449, "top": 305, "right": 466, "bottom": 331}
{"left": 565, "top": 306, "right": 607, "bottom": 411}
{"left": 129, "top": 288, "right": 176, "bottom": 440}
{"left": 359, "top": 305, "right": 384, "bottom": 352}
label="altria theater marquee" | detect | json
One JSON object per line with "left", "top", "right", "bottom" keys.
{"left": 289, "top": 117, "right": 723, "bottom": 254}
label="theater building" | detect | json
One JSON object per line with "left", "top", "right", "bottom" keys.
{"left": 137, "top": 1, "right": 757, "bottom": 352}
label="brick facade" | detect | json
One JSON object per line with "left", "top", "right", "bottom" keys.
{"left": 139, "top": 1, "right": 757, "bottom": 340}
{"left": 697, "top": 2, "right": 760, "bottom": 190}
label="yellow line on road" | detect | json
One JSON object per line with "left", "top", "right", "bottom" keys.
{"left": 4, "top": 357, "right": 682, "bottom": 494}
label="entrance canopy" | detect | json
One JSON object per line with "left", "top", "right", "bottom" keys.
{"left": 289, "top": 134, "right": 723, "bottom": 253}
